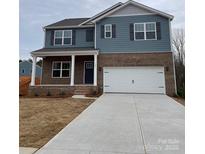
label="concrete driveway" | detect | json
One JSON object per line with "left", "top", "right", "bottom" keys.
{"left": 35, "top": 94, "right": 185, "bottom": 154}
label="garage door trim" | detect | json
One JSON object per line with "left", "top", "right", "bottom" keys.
{"left": 103, "top": 66, "right": 166, "bottom": 94}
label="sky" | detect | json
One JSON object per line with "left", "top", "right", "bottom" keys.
{"left": 20, "top": 0, "right": 185, "bottom": 59}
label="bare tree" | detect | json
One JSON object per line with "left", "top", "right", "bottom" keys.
{"left": 172, "top": 29, "right": 185, "bottom": 98}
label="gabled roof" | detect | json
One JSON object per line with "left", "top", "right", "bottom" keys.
{"left": 79, "top": 2, "right": 123, "bottom": 26}
{"left": 44, "top": 18, "right": 91, "bottom": 29}
{"left": 44, "top": 0, "right": 173, "bottom": 29}
{"left": 81, "top": 0, "right": 173, "bottom": 25}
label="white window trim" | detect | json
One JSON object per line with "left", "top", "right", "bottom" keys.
{"left": 54, "top": 30, "right": 72, "bottom": 46}
{"left": 134, "top": 22, "right": 157, "bottom": 41}
{"left": 145, "top": 22, "right": 157, "bottom": 40}
{"left": 104, "top": 24, "right": 112, "bottom": 39}
{"left": 52, "top": 61, "right": 71, "bottom": 78}
{"left": 134, "top": 23, "right": 145, "bottom": 41}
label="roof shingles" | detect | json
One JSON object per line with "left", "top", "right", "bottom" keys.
{"left": 44, "top": 18, "right": 90, "bottom": 28}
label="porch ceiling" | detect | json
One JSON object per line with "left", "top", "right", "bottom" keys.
{"left": 31, "top": 47, "right": 99, "bottom": 57}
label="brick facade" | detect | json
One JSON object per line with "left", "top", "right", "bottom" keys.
{"left": 30, "top": 52, "right": 176, "bottom": 97}
{"left": 98, "top": 52, "right": 176, "bottom": 96}
{"left": 41, "top": 56, "right": 93, "bottom": 85}
{"left": 29, "top": 85, "right": 98, "bottom": 97}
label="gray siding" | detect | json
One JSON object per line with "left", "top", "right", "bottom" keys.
{"left": 19, "top": 61, "right": 42, "bottom": 77}
{"left": 96, "top": 15, "right": 171, "bottom": 52}
{"left": 109, "top": 4, "right": 152, "bottom": 16}
{"left": 45, "top": 28, "right": 94, "bottom": 48}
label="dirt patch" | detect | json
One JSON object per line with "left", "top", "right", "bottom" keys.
{"left": 19, "top": 97, "right": 94, "bottom": 148}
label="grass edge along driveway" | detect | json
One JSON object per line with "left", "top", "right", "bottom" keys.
{"left": 20, "top": 97, "right": 95, "bottom": 148}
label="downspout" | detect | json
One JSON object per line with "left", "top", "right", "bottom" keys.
{"left": 94, "top": 23, "right": 97, "bottom": 49}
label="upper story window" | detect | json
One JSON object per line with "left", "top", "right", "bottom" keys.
{"left": 54, "top": 30, "right": 72, "bottom": 45}
{"left": 52, "top": 61, "right": 70, "bottom": 78}
{"left": 134, "top": 22, "right": 156, "bottom": 40}
{"left": 104, "top": 24, "right": 112, "bottom": 38}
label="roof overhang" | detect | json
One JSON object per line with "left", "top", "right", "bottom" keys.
{"left": 43, "top": 24, "right": 94, "bottom": 30}
{"left": 31, "top": 50, "right": 99, "bottom": 57}
{"left": 82, "top": 0, "right": 173, "bottom": 25}
{"left": 79, "top": 2, "right": 123, "bottom": 26}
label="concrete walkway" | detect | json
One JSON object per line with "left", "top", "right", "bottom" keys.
{"left": 35, "top": 94, "right": 185, "bottom": 154}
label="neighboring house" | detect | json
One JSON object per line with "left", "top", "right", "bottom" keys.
{"left": 19, "top": 61, "right": 42, "bottom": 77}
{"left": 29, "top": 0, "right": 176, "bottom": 96}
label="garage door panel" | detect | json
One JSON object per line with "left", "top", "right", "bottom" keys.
{"left": 103, "top": 67, "right": 165, "bottom": 94}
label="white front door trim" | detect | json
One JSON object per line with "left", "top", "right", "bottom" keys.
{"left": 83, "top": 61, "right": 94, "bottom": 84}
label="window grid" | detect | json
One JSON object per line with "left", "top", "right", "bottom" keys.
{"left": 104, "top": 24, "right": 112, "bottom": 38}
{"left": 54, "top": 30, "right": 72, "bottom": 45}
{"left": 134, "top": 23, "right": 145, "bottom": 40}
{"left": 134, "top": 22, "right": 157, "bottom": 41}
{"left": 145, "top": 22, "right": 157, "bottom": 40}
{"left": 52, "top": 61, "right": 71, "bottom": 78}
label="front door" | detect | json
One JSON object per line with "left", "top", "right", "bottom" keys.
{"left": 84, "top": 61, "right": 94, "bottom": 84}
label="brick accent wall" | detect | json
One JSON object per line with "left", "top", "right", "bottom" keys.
{"left": 41, "top": 56, "right": 71, "bottom": 84}
{"left": 29, "top": 85, "right": 98, "bottom": 97}
{"left": 41, "top": 56, "right": 93, "bottom": 85}
{"left": 39, "top": 52, "right": 176, "bottom": 96}
{"left": 75, "top": 56, "right": 93, "bottom": 84}
{"left": 97, "top": 52, "right": 176, "bottom": 96}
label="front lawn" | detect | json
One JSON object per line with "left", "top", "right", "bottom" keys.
{"left": 19, "top": 97, "right": 94, "bottom": 148}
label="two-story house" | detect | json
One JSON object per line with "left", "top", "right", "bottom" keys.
{"left": 29, "top": 0, "right": 176, "bottom": 96}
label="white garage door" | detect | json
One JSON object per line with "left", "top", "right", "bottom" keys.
{"left": 103, "top": 67, "right": 166, "bottom": 94}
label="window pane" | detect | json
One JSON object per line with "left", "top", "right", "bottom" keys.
{"left": 146, "top": 32, "right": 156, "bottom": 39}
{"left": 62, "top": 70, "right": 70, "bottom": 77}
{"left": 55, "top": 38, "right": 62, "bottom": 45}
{"left": 86, "top": 62, "right": 93, "bottom": 69}
{"left": 53, "top": 70, "right": 61, "bottom": 77}
{"left": 146, "top": 23, "right": 155, "bottom": 31}
{"left": 105, "top": 25, "right": 111, "bottom": 31}
{"left": 64, "top": 30, "right": 72, "bottom": 37}
{"left": 62, "top": 62, "right": 70, "bottom": 69}
{"left": 64, "top": 38, "right": 71, "bottom": 44}
{"left": 53, "top": 62, "right": 61, "bottom": 69}
{"left": 55, "top": 31, "right": 63, "bottom": 37}
{"left": 135, "top": 32, "right": 144, "bottom": 39}
{"left": 135, "top": 24, "right": 144, "bottom": 32}
{"left": 106, "top": 32, "right": 111, "bottom": 38}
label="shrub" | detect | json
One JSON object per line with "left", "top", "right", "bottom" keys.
{"left": 177, "top": 87, "right": 185, "bottom": 98}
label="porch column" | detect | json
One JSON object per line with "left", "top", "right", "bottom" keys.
{"left": 30, "top": 56, "right": 37, "bottom": 86}
{"left": 70, "top": 55, "right": 75, "bottom": 86}
{"left": 94, "top": 54, "right": 97, "bottom": 86}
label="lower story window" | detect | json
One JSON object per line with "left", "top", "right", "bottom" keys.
{"left": 52, "top": 61, "right": 70, "bottom": 78}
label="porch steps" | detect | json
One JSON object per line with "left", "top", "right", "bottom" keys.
{"left": 72, "top": 95, "right": 97, "bottom": 99}
{"left": 74, "top": 89, "right": 89, "bottom": 95}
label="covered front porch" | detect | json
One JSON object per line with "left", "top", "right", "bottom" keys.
{"left": 29, "top": 48, "right": 99, "bottom": 96}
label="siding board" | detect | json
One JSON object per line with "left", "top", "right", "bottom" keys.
{"left": 45, "top": 28, "right": 94, "bottom": 48}
{"left": 96, "top": 15, "right": 171, "bottom": 52}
